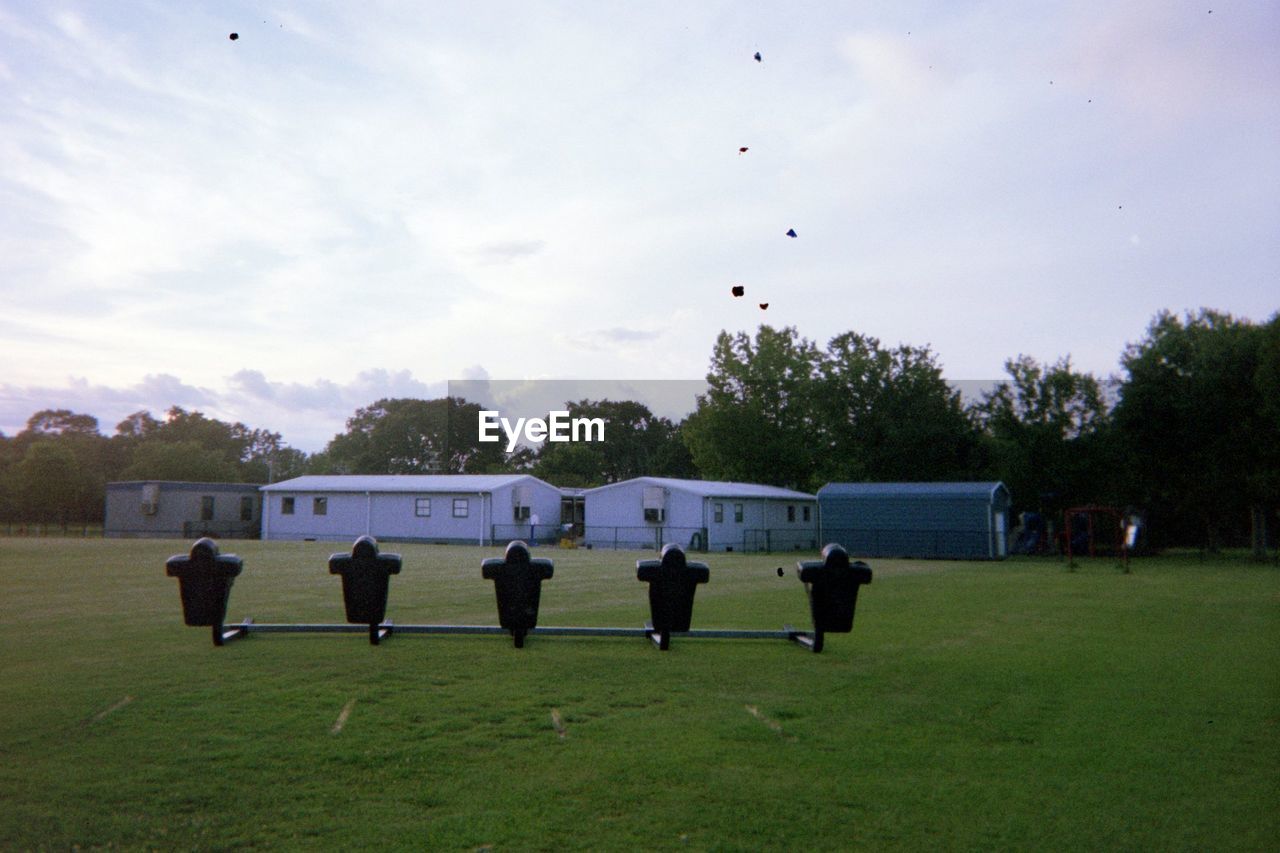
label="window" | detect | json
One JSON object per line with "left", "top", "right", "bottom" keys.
{"left": 415, "top": 498, "right": 432, "bottom": 517}
{"left": 452, "top": 498, "right": 469, "bottom": 518}
{"left": 200, "top": 496, "right": 214, "bottom": 521}
{"left": 281, "top": 496, "right": 295, "bottom": 515}
{"left": 803, "top": 505, "right": 811, "bottom": 522}
{"left": 787, "top": 505, "right": 796, "bottom": 523}
{"left": 313, "top": 497, "right": 327, "bottom": 516}
{"left": 240, "top": 496, "right": 254, "bottom": 522}
{"left": 713, "top": 503, "right": 724, "bottom": 523}
{"left": 734, "top": 503, "right": 744, "bottom": 523}
{"left": 514, "top": 505, "right": 531, "bottom": 521}
{"left": 644, "top": 507, "right": 665, "bottom": 523}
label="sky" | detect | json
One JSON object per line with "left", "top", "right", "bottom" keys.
{"left": 2, "top": 1, "right": 1277, "bottom": 452}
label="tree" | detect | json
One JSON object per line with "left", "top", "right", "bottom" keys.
{"left": 818, "top": 332, "right": 982, "bottom": 484}
{"left": 532, "top": 399, "right": 694, "bottom": 487}
{"left": 1113, "top": 309, "right": 1279, "bottom": 550}
{"left": 684, "top": 325, "right": 982, "bottom": 490}
{"left": 682, "top": 326, "right": 822, "bottom": 488}
{"left": 325, "top": 397, "right": 506, "bottom": 474}
{"left": 14, "top": 440, "right": 103, "bottom": 523}
{"left": 120, "top": 440, "right": 241, "bottom": 483}
{"left": 974, "top": 355, "right": 1112, "bottom": 518}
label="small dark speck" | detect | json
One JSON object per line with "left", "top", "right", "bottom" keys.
{"left": 1118, "top": 205, "right": 1123, "bottom": 209}
{"left": 229, "top": 32, "right": 239, "bottom": 40}
{"left": 776, "top": 567, "right": 784, "bottom": 577}
{"left": 731, "top": 285, "right": 745, "bottom": 297}
{"left": 739, "top": 147, "right": 749, "bottom": 154}
{"left": 759, "top": 303, "right": 769, "bottom": 310}
{"left": 754, "top": 51, "right": 762, "bottom": 62}
{"left": 785, "top": 228, "right": 797, "bottom": 238}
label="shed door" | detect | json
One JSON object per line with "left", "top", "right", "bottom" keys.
{"left": 995, "top": 511, "right": 1007, "bottom": 557}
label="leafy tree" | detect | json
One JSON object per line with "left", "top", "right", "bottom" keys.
{"left": 974, "top": 355, "right": 1111, "bottom": 517}
{"left": 1114, "top": 309, "right": 1279, "bottom": 550}
{"left": 14, "top": 440, "right": 104, "bottom": 523}
{"left": 682, "top": 326, "right": 822, "bottom": 488}
{"left": 684, "top": 325, "right": 981, "bottom": 490}
{"left": 325, "top": 397, "right": 505, "bottom": 474}
{"left": 533, "top": 399, "right": 693, "bottom": 487}
{"left": 120, "top": 440, "right": 241, "bottom": 483}
{"left": 818, "top": 332, "right": 982, "bottom": 484}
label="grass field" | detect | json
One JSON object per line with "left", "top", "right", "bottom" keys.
{"left": 1, "top": 538, "right": 1277, "bottom": 850}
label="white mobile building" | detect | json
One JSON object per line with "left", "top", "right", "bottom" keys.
{"left": 582, "top": 476, "right": 818, "bottom": 552}
{"left": 259, "top": 474, "right": 562, "bottom": 544}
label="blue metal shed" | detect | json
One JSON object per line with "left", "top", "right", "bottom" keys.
{"left": 817, "top": 482, "right": 1011, "bottom": 559}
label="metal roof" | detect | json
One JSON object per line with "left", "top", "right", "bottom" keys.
{"left": 586, "top": 476, "right": 815, "bottom": 501}
{"left": 817, "top": 482, "right": 1007, "bottom": 500}
{"left": 106, "top": 481, "right": 262, "bottom": 492}
{"left": 260, "top": 474, "right": 553, "bottom": 493}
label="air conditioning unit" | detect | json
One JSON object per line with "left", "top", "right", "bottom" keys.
{"left": 141, "top": 484, "right": 160, "bottom": 516}
{"left": 644, "top": 507, "right": 665, "bottom": 523}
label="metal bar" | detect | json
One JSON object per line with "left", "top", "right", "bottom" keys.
{"left": 231, "top": 621, "right": 804, "bottom": 641}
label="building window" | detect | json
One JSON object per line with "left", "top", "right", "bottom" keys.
{"left": 787, "top": 505, "right": 796, "bottom": 523}
{"left": 514, "top": 505, "right": 530, "bottom": 521}
{"left": 734, "top": 503, "right": 744, "bottom": 523}
{"left": 282, "top": 497, "right": 295, "bottom": 515}
{"left": 452, "top": 498, "right": 469, "bottom": 518}
{"left": 313, "top": 497, "right": 327, "bottom": 516}
{"left": 415, "top": 498, "right": 432, "bottom": 517}
{"left": 803, "top": 505, "right": 811, "bottom": 522}
{"left": 713, "top": 503, "right": 724, "bottom": 523}
{"left": 200, "top": 496, "right": 214, "bottom": 521}
{"left": 240, "top": 496, "right": 254, "bottom": 522}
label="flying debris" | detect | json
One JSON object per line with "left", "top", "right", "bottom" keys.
{"left": 785, "top": 228, "right": 797, "bottom": 238}
{"left": 753, "top": 51, "right": 762, "bottom": 62}
{"left": 731, "top": 285, "right": 745, "bottom": 297}
{"left": 759, "top": 303, "right": 769, "bottom": 310}
{"left": 739, "top": 147, "right": 749, "bottom": 154}
{"left": 229, "top": 32, "right": 239, "bottom": 40}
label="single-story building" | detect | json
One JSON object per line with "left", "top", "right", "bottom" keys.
{"left": 104, "top": 481, "right": 262, "bottom": 539}
{"left": 582, "top": 476, "right": 818, "bottom": 552}
{"left": 817, "top": 481, "right": 1011, "bottom": 559}
{"left": 259, "top": 474, "right": 563, "bottom": 544}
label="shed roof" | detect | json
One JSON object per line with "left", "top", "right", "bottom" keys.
{"left": 586, "top": 476, "right": 815, "bottom": 501}
{"left": 106, "top": 480, "right": 263, "bottom": 493}
{"left": 817, "top": 482, "right": 1007, "bottom": 500}
{"left": 260, "top": 474, "right": 554, "bottom": 493}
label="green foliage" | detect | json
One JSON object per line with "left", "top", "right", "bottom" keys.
{"left": 975, "top": 354, "right": 1112, "bottom": 515}
{"left": 533, "top": 399, "right": 693, "bottom": 487}
{"left": 686, "top": 326, "right": 981, "bottom": 489}
{"left": 119, "top": 440, "right": 241, "bottom": 483}
{"left": 1114, "top": 309, "right": 1280, "bottom": 547}
{"left": 683, "top": 326, "right": 823, "bottom": 488}
{"left": 323, "top": 397, "right": 505, "bottom": 474}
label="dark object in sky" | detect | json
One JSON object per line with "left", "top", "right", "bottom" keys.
{"left": 731, "top": 285, "right": 745, "bottom": 297}
{"left": 229, "top": 32, "right": 239, "bottom": 40}
{"left": 739, "top": 147, "right": 749, "bottom": 154}
{"left": 785, "top": 228, "right": 797, "bottom": 238}
{"left": 776, "top": 567, "right": 784, "bottom": 577}
{"left": 759, "top": 303, "right": 769, "bottom": 310}
{"left": 754, "top": 51, "right": 762, "bottom": 62}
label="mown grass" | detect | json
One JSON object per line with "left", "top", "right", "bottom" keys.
{"left": 1, "top": 539, "right": 1277, "bottom": 850}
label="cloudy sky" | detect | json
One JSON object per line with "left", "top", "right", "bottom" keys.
{"left": 2, "top": 1, "right": 1277, "bottom": 451}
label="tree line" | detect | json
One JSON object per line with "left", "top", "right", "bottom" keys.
{"left": 1, "top": 308, "right": 1275, "bottom": 549}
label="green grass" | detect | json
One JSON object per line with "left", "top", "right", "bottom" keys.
{"left": 1, "top": 539, "right": 1277, "bottom": 850}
